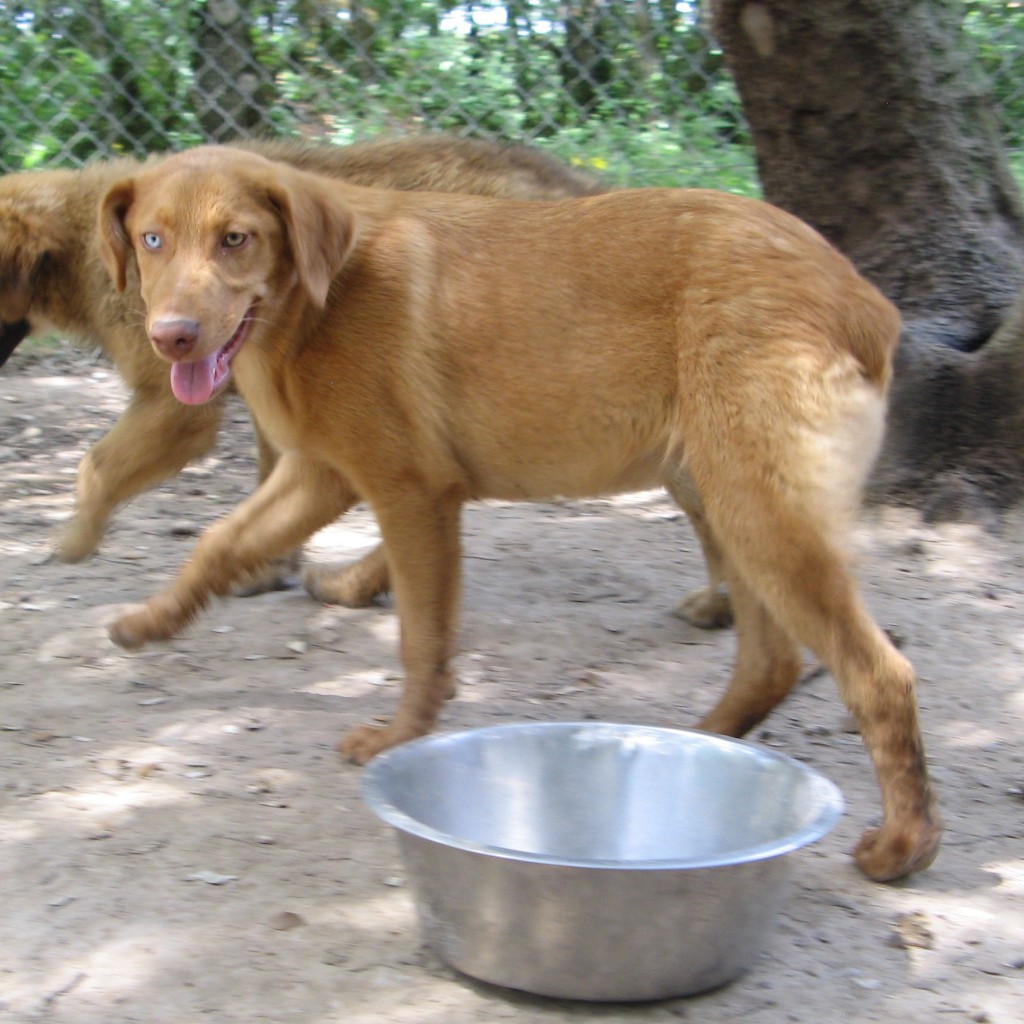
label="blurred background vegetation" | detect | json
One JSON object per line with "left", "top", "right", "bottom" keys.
{"left": 0, "top": 0, "right": 1022, "bottom": 194}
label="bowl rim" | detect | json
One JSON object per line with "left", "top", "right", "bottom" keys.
{"left": 360, "top": 721, "right": 844, "bottom": 870}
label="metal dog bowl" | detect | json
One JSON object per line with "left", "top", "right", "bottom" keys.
{"left": 361, "top": 721, "right": 843, "bottom": 1002}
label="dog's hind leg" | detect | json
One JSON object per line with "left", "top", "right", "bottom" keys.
{"left": 710, "top": 516, "right": 941, "bottom": 881}
{"left": 232, "top": 419, "right": 304, "bottom": 596}
{"left": 58, "top": 386, "right": 223, "bottom": 562}
{"left": 665, "top": 476, "right": 733, "bottom": 629}
{"left": 697, "top": 566, "right": 804, "bottom": 736}
{"left": 108, "top": 454, "right": 358, "bottom": 649}
{"left": 684, "top": 404, "right": 942, "bottom": 881}
{"left": 303, "top": 544, "right": 391, "bottom": 607}
{"left": 236, "top": 417, "right": 394, "bottom": 604}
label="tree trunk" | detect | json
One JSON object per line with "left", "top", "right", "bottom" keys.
{"left": 345, "top": 0, "right": 379, "bottom": 84}
{"left": 192, "top": 0, "right": 275, "bottom": 141}
{"left": 92, "top": 2, "right": 166, "bottom": 155}
{"left": 559, "top": 1, "right": 615, "bottom": 118}
{"left": 712, "top": 0, "right": 1024, "bottom": 517}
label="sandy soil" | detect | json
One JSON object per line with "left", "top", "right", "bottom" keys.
{"left": 1, "top": 348, "right": 1022, "bottom": 1024}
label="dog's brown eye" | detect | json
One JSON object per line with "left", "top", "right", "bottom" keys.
{"left": 141, "top": 232, "right": 163, "bottom": 251}
{"left": 223, "top": 232, "right": 248, "bottom": 249}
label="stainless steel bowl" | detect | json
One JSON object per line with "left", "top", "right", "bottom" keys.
{"left": 361, "top": 721, "right": 843, "bottom": 1002}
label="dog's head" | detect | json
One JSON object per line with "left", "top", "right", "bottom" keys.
{"left": 0, "top": 176, "right": 68, "bottom": 367}
{"left": 99, "top": 146, "right": 358, "bottom": 405}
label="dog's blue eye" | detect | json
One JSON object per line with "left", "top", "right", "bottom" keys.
{"left": 223, "top": 232, "right": 248, "bottom": 249}
{"left": 142, "top": 232, "right": 163, "bottom": 251}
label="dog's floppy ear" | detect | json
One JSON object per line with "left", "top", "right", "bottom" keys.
{"left": 0, "top": 198, "right": 63, "bottom": 318}
{"left": 98, "top": 180, "right": 136, "bottom": 293}
{"left": 265, "top": 168, "right": 358, "bottom": 308}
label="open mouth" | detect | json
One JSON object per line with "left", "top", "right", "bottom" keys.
{"left": 169, "top": 303, "right": 257, "bottom": 405}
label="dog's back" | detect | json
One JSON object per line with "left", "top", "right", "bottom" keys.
{"left": 324, "top": 185, "right": 899, "bottom": 503}
{"left": 312, "top": 182, "right": 896, "bottom": 394}
{"left": 236, "top": 135, "right": 605, "bottom": 200}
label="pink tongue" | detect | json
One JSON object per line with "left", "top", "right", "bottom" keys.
{"left": 170, "top": 354, "right": 220, "bottom": 405}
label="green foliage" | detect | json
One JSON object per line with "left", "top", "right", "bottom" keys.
{"left": 0, "top": 1, "right": 1018, "bottom": 195}
{"left": 0, "top": 0, "right": 755, "bottom": 189}
{"left": 1010, "top": 148, "right": 1024, "bottom": 190}
{"left": 964, "top": 0, "right": 1024, "bottom": 149}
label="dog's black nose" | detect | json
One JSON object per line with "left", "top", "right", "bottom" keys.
{"left": 0, "top": 319, "right": 31, "bottom": 368}
{"left": 149, "top": 318, "right": 200, "bottom": 359}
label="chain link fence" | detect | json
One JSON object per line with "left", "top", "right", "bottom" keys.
{"left": 2, "top": 1, "right": 1023, "bottom": 192}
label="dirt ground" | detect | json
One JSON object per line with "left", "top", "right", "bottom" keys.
{"left": 0, "top": 347, "right": 1021, "bottom": 1024}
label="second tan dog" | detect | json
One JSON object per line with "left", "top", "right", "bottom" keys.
{"left": 100, "top": 146, "right": 941, "bottom": 882}
{"left": 0, "top": 135, "right": 623, "bottom": 604}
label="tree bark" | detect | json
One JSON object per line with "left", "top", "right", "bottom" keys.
{"left": 712, "top": 0, "right": 1024, "bottom": 516}
{"left": 192, "top": 0, "right": 275, "bottom": 140}
{"left": 559, "top": 1, "right": 615, "bottom": 118}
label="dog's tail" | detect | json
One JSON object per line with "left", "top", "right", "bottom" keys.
{"left": 840, "top": 275, "right": 902, "bottom": 393}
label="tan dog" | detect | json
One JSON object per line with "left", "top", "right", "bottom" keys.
{"left": 0, "top": 135, "right": 626, "bottom": 604}
{"left": 99, "top": 146, "right": 941, "bottom": 881}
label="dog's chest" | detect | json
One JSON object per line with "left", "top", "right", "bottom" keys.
{"left": 233, "top": 358, "right": 307, "bottom": 452}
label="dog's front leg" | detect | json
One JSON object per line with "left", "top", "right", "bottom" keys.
{"left": 665, "top": 476, "right": 734, "bottom": 629}
{"left": 60, "top": 389, "right": 223, "bottom": 562}
{"left": 231, "top": 418, "right": 302, "bottom": 596}
{"left": 108, "top": 454, "right": 359, "bottom": 649}
{"left": 339, "top": 490, "right": 464, "bottom": 764}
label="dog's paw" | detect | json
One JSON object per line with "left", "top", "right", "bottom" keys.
{"left": 338, "top": 721, "right": 427, "bottom": 765}
{"left": 55, "top": 520, "right": 102, "bottom": 564}
{"left": 108, "top": 599, "right": 183, "bottom": 651}
{"left": 232, "top": 557, "right": 300, "bottom": 598}
{"left": 304, "top": 561, "right": 389, "bottom": 608}
{"left": 108, "top": 607, "right": 155, "bottom": 650}
{"left": 853, "top": 817, "right": 943, "bottom": 882}
{"left": 673, "top": 587, "right": 733, "bottom": 629}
